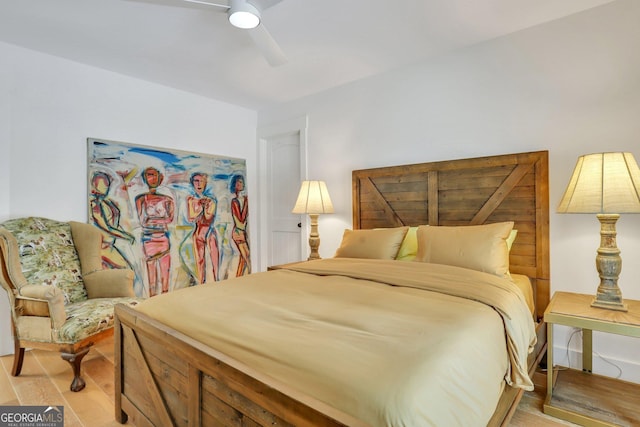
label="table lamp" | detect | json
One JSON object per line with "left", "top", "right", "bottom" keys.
{"left": 557, "top": 152, "right": 640, "bottom": 311}
{"left": 292, "top": 180, "right": 334, "bottom": 260}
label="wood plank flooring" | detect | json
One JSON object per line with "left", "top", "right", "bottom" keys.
{"left": 0, "top": 338, "right": 122, "bottom": 427}
{"left": 1, "top": 338, "right": 577, "bottom": 426}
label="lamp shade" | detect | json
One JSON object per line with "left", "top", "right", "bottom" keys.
{"left": 292, "top": 181, "right": 334, "bottom": 214}
{"left": 557, "top": 152, "right": 640, "bottom": 214}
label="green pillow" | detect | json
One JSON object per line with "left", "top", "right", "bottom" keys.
{"left": 395, "top": 226, "right": 419, "bottom": 261}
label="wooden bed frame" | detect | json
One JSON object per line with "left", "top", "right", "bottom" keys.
{"left": 114, "top": 150, "right": 550, "bottom": 427}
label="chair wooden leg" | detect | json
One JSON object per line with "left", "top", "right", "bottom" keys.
{"left": 11, "top": 339, "right": 25, "bottom": 376}
{"left": 61, "top": 347, "right": 90, "bottom": 392}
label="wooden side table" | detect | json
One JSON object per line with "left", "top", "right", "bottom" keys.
{"left": 544, "top": 291, "right": 640, "bottom": 426}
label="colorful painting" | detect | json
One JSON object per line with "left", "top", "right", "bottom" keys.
{"left": 87, "top": 138, "right": 250, "bottom": 298}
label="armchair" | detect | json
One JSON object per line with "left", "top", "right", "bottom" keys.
{"left": 0, "top": 217, "right": 142, "bottom": 391}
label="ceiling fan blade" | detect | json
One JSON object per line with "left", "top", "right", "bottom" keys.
{"left": 247, "top": 23, "right": 287, "bottom": 67}
{"left": 125, "top": 0, "right": 228, "bottom": 12}
{"left": 252, "top": 0, "right": 283, "bottom": 11}
{"left": 182, "top": 0, "right": 229, "bottom": 9}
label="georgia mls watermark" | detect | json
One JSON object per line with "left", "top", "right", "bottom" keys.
{"left": 0, "top": 406, "right": 64, "bottom": 427}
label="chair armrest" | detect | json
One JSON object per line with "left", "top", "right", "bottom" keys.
{"left": 18, "top": 283, "right": 61, "bottom": 300}
{"left": 83, "top": 269, "right": 135, "bottom": 298}
{"left": 16, "top": 284, "right": 67, "bottom": 329}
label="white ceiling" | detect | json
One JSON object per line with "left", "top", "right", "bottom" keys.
{"left": 0, "top": 0, "right": 615, "bottom": 110}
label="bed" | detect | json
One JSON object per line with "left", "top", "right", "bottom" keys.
{"left": 114, "top": 150, "right": 550, "bottom": 427}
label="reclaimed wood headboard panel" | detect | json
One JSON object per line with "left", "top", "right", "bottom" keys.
{"left": 352, "top": 151, "right": 550, "bottom": 319}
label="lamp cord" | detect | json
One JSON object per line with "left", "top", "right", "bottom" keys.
{"left": 562, "top": 328, "right": 622, "bottom": 379}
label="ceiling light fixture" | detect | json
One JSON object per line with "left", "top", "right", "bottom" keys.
{"left": 228, "top": 0, "right": 261, "bottom": 29}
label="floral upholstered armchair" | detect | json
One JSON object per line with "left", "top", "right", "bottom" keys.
{"left": 0, "top": 217, "right": 142, "bottom": 391}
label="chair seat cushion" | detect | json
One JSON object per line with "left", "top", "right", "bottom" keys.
{"left": 57, "top": 297, "right": 142, "bottom": 343}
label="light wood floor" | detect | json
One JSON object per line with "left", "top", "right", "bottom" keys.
{"left": 1, "top": 337, "right": 577, "bottom": 427}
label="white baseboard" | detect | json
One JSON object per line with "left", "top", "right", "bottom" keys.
{"left": 552, "top": 344, "right": 640, "bottom": 384}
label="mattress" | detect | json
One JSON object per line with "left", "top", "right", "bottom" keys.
{"left": 135, "top": 258, "right": 536, "bottom": 427}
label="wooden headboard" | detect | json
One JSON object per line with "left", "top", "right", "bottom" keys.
{"left": 352, "top": 151, "right": 550, "bottom": 320}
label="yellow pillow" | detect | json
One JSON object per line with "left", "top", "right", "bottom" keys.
{"left": 395, "top": 226, "right": 419, "bottom": 261}
{"left": 83, "top": 269, "right": 135, "bottom": 298}
{"left": 415, "top": 222, "right": 514, "bottom": 278}
{"left": 506, "top": 229, "right": 518, "bottom": 252}
{"left": 334, "top": 227, "right": 409, "bottom": 260}
{"left": 69, "top": 221, "right": 103, "bottom": 274}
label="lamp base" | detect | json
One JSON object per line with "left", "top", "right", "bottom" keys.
{"left": 307, "top": 213, "right": 321, "bottom": 261}
{"left": 591, "top": 298, "right": 628, "bottom": 312}
{"left": 591, "top": 214, "right": 627, "bottom": 312}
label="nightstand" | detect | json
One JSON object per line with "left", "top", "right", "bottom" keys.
{"left": 544, "top": 291, "right": 640, "bottom": 426}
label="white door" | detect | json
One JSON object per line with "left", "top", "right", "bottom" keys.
{"left": 257, "top": 117, "right": 308, "bottom": 270}
{"left": 267, "top": 135, "right": 302, "bottom": 265}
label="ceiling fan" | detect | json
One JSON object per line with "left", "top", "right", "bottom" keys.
{"left": 127, "top": 0, "right": 287, "bottom": 66}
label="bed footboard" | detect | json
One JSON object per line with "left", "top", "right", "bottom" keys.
{"left": 114, "top": 303, "right": 365, "bottom": 427}
{"left": 114, "top": 304, "right": 545, "bottom": 427}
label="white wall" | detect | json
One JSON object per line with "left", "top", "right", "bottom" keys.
{"left": 259, "top": 0, "right": 640, "bottom": 382}
{"left": 2, "top": 0, "right": 639, "bottom": 382}
{"left": 0, "top": 42, "right": 258, "bottom": 355}
{"left": 0, "top": 46, "right": 11, "bottom": 356}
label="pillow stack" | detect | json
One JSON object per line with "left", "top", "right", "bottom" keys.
{"left": 333, "top": 221, "right": 516, "bottom": 279}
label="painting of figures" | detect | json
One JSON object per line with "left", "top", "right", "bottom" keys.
{"left": 87, "top": 138, "right": 249, "bottom": 298}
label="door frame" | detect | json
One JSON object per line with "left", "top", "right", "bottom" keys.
{"left": 257, "top": 116, "right": 308, "bottom": 271}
